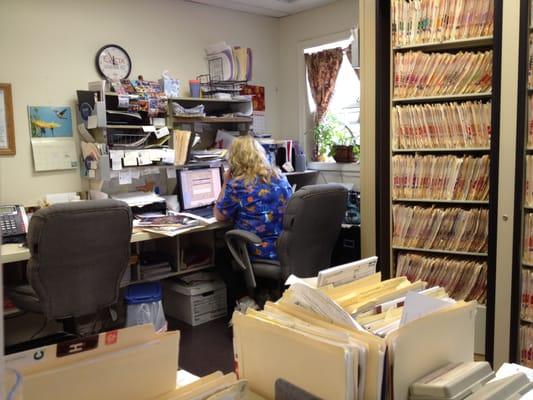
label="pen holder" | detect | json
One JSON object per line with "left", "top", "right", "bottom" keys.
{"left": 295, "top": 153, "right": 306, "bottom": 172}
{"left": 189, "top": 80, "right": 200, "bottom": 97}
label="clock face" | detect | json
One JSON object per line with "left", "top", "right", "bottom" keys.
{"left": 96, "top": 45, "right": 131, "bottom": 80}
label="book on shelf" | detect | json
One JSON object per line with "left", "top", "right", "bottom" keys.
{"left": 527, "top": 94, "right": 533, "bottom": 149}
{"left": 529, "top": 33, "right": 533, "bottom": 89}
{"left": 393, "top": 50, "right": 492, "bottom": 99}
{"left": 395, "top": 252, "right": 487, "bottom": 303}
{"left": 392, "top": 101, "right": 491, "bottom": 149}
{"left": 520, "top": 325, "right": 533, "bottom": 367}
{"left": 521, "top": 270, "right": 533, "bottom": 322}
{"left": 392, "top": 0, "right": 494, "bottom": 47}
{"left": 392, "top": 204, "right": 488, "bottom": 253}
{"left": 392, "top": 154, "right": 490, "bottom": 200}
{"left": 527, "top": 156, "right": 533, "bottom": 207}
{"left": 524, "top": 213, "right": 533, "bottom": 264}
{"left": 173, "top": 129, "right": 191, "bottom": 166}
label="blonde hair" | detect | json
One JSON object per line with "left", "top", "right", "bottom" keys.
{"left": 227, "top": 135, "right": 279, "bottom": 184}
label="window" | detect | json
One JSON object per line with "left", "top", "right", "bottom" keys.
{"left": 305, "top": 39, "right": 360, "bottom": 162}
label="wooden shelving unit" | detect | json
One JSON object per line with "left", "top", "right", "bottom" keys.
{"left": 392, "top": 147, "right": 491, "bottom": 153}
{"left": 392, "top": 92, "right": 492, "bottom": 105}
{"left": 393, "top": 36, "right": 493, "bottom": 52}
{"left": 376, "top": 0, "right": 501, "bottom": 363}
{"left": 392, "top": 199, "right": 490, "bottom": 205}
{"left": 173, "top": 116, "right": 252, "bottom": 124}
{"left": 511, "top": 0, "right": 533, "bottom": 366}
{"left": 393, "top": 246, "right": 488, "bottom": 257}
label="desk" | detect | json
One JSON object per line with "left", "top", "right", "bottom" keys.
{"left": 1, "top": 220, "right": 229, "bottom": 266}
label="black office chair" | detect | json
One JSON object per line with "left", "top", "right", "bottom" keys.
{"left": 6, "top": 199, "right": 132, "bottom": 336}
{"left": 225, "top": 184, "right": 347, "bottom": 297}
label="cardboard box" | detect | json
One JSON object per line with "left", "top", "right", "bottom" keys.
{"left": 163, "top": 274, "right": 227, "bottom": 326}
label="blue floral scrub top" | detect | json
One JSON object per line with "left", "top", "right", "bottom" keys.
{"left": 216, "top": 175, "right": 293, "bottom": 260}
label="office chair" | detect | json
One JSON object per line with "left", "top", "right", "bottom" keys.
{"left": 225, "top": 184, "right": 347, "bottom": 296}
{"left": 6, "top": 199, "right": 132, "bottom": 336}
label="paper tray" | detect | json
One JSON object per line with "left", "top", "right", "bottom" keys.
{"left": 409, "top": 362, "right": 494, "bottom": 400}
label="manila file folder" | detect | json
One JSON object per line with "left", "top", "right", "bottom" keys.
{"left": 5, "top": 324, "right": 179, "bottom": 400}
{"left": 386, "top": 302, "right": 476, "bottom": 400}
{"left": 233, "top": 311, "right": 357, "bottom": 400}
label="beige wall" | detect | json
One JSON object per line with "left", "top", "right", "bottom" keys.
{"left": 278, "top": 0, "right": 358, "bottom": 141}
{"left": 0, "top": 0, "right": 280, "bottom": 206}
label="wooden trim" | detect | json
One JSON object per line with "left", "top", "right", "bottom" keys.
{"left": 375, "top": 0, "right": 391, "bottom": 279}
{"left": 509, "top": 0, "right": 530, "bottom": 363}
{"left": 0, "top": 83, "right": 15, "bottom": 156}
{"left": 484, "top": 0, "right": 504, "bottom": 366}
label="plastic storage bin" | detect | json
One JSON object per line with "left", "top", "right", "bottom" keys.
{"left": 162, "top": 273, "right": 227, "bottom": 326}
{"left": 125, "top": 282, "right": 167, "bottom": 332}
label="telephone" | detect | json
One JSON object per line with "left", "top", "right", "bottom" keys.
{"left": 0, "top": 205, "right": 28, "bottom": 243}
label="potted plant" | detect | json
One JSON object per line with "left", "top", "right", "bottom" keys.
{"left": 312, "top": 115, "right": 359, "bottom": 163}
{"left": 331, "top": 125, "right": 360, "bottom": 163}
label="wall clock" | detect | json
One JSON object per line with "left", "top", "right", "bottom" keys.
{"left": 95, "top": 44, "right": 132, "bottom": 80}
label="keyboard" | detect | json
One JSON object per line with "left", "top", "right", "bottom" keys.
{"left": 188, "top": 207, "right": 214, "bottom": 218}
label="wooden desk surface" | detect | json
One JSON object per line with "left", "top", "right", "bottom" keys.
{"left": 1, "top": 220, "right": 229, "bottom": 265}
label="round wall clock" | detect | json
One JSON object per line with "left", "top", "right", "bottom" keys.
{"left": 95, "top": 44, "right": 132, "bottom": 80}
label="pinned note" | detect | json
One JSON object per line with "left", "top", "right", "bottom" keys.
{"left": 155, "top": 126, "right": 170, "bottom": 139}
{"left": 87, "top": 115, "right": 98, "bottom": 129}
{"left": 142, "top": 126, "right": 156, "bottom": 133}
{"left": 131, "top": 169, "right": 141, "bottom": 179}
{"left": 119, "top": 170, "right": 132, "bottom": 185}
{"left": 166, "top": 166, "right": 177, "bottom": 179}
{"left": 111, "top": 159, "right": 123, "bottom": 171}
{"left": 123, "top": 151, "right": 138, "bottom": 167}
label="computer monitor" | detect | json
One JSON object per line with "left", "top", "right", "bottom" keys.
{"left": 178, "top": 166, "right": 222, "bottom": 210}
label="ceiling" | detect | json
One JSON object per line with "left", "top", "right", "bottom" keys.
{"left": 184, "top": 0, "right": 339, "bottom": 17}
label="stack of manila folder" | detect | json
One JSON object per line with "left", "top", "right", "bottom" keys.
{"left": 233, "top": 270, "right": 477, "bottom": 400}
{"left": 3, "top": 324, "right": 258, "bottom": 400}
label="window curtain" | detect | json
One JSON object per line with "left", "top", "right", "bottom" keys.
{"left": 305, "top": 47, "right": 344, "bottom": 124}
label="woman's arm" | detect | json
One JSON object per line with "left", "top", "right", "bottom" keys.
{"left": 214, "top": 168, "right": 232, "bottom": 222}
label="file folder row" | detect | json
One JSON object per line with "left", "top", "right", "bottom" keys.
{"left": 393, "top": 51, "right": 492, "bottom": 99}
{"left": 392, "top": 205, "right": 488, "bottom": 253}
{"left": 392, "top": 0, "right": 494, "bottom": 47}
{"left": 392, "top": 155, "right": 490, "bottom": 200}
{"left": 391, "top": 101, "right": 491, "bottom": 150}
{"left": 395, "top": 252, "right": 487, "bottom": 304}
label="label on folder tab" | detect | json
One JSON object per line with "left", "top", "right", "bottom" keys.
{"left": 57, "top": 335, "right": 99, "bottom": 357}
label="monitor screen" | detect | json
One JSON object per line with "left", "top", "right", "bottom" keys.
{"left": 179, "top": 167, "right": 222, "bottom": 210}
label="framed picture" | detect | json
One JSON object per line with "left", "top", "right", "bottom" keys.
{"left": 0, "top": 83, "right": 15, "bottom": 155}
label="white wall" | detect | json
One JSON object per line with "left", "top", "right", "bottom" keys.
{"left": 278, "top": 0, "right": 358, "bottom": 142}
{"left": 0, "top": 0, "right": 280, "bottom": 206}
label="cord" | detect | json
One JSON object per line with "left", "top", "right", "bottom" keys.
{"left": 30, "top": 315, "right": 48, "bottom": 340}
{"left": 6, "top": 368, "right": 22, "bottom": 400}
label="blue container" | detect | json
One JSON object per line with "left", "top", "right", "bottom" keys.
{"left": 125, "top": 282, "right": 162, "bottom": 305}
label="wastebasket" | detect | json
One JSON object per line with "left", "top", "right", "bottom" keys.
{"left": 125, "top": 282, "right": 167, "bottom": 332}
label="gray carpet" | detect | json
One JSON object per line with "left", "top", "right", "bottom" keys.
{"left": 168, "top": 315, "right": 234, "bottom": 376}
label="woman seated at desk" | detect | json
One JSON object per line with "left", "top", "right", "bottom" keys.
{"left": 214, "top": 135, "right": 292, "bottom": 260}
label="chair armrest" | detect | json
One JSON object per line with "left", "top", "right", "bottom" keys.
{"left": 225, "top": 229, "right": 262, "bottom": 245}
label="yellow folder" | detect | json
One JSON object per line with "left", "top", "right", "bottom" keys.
{"left": 5, "top": 324, "right": 179, "bottom": 400}
{"left": 385, "top": 301, "right": 476, "bottom": 400}
{"left": 233, "top": 310, "right": 358, "bottom": 400}
{"left": 266, "top": 301, "right": 386, "bottom": 400}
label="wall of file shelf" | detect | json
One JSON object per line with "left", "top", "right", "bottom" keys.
{"left": 375, "top": 0, "right": 503, "bottom": 363}
{"left": 510, "top": 0, "right": 533, "bottom": 367}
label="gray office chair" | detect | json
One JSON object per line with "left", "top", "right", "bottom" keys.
{"left": 6, "top": 199, "right": 132, "bottom": 336}
{"left": 225, "top": 184, "right": 348, "bottom": 293}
